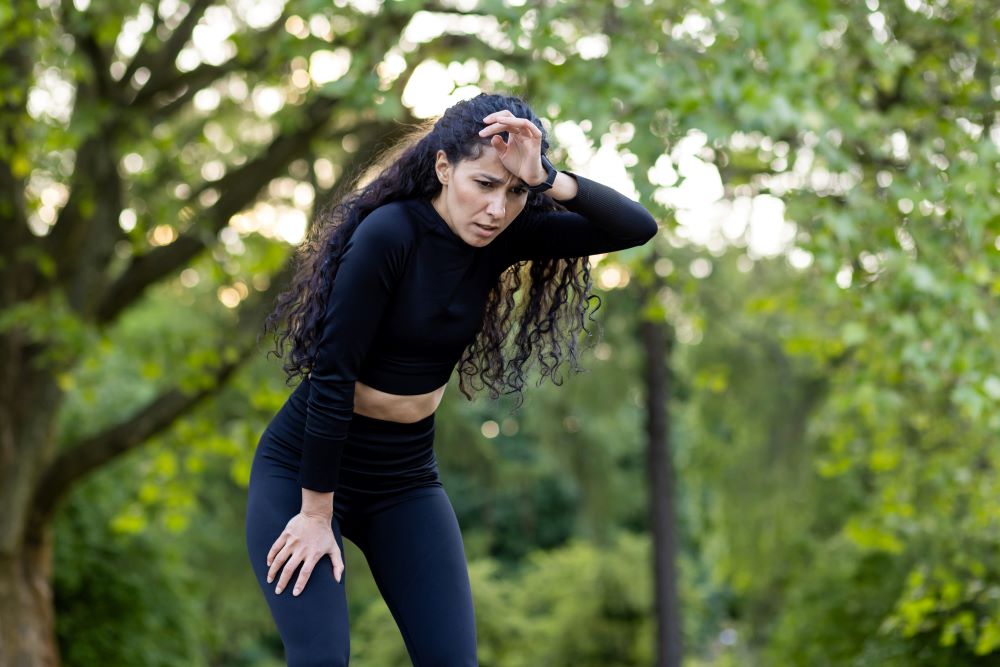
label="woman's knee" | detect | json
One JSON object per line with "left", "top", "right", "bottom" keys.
{"left": 262, "top": 572, "right": 352, "bottom": 666}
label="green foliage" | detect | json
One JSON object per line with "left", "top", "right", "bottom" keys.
{"left": 0, "top": 289, "right": 95, "bottom": 372}
{"left": 54, "top": 467, "right": 205, "bottom": 667}
{"left": 350, "top": 531, "right": 654, "bottom": 667}
{"left": 53, "top": 427, "right": 290, "bottom": 667}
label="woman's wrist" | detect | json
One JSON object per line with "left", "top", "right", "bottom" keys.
{"left": 527, "top": 158, "right": 549, "bottom": 187}
{"left": 545, "top": 170, "right": 579, "bottom": 202}
{"left": 301, "top": 488, "right": 334, "bottom": 519}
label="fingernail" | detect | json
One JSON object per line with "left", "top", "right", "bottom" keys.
{"left": 293, "top": 588, "right": 301, "bottom": 596}
{"left": 275, "top": 587, "right": 282, "bottom": 594}
{"left": 267, "top": 576, "right": 272, "bottom": 583}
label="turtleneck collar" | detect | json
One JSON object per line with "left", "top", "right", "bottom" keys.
{"left": 414, "top": 198, "right": 478, "bottom": 251}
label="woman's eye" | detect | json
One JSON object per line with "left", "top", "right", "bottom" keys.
{"left": 477, "top": 181, "right": 493, "bottom": 188}
{"left": 511, "top": 188, "right": 527, "bottom": 196}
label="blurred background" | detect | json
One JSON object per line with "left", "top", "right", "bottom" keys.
{"left": 2, "top": 0, "right": 998, "bottom": 665}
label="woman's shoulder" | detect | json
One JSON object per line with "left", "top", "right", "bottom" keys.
{"left": 354, "top": 200, "right": 424, "bottom": 250}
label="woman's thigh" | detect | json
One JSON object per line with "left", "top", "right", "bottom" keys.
{"left": 356, "top": 487, "right": 478, "bottom": 666}
{"left": 245, "top": 444, "right": 351, "bottom": 667}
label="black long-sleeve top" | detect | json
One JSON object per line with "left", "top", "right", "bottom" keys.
{"left": 275, "top": 172, "right": 658, "bottom": 492}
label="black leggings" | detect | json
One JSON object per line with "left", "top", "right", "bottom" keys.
{"left": 245, "top": 410, "right": 478, "bottom": 666}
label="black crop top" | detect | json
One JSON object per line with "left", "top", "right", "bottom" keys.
{"left": 285, "top": 172, "right": 657, "bottom": 491}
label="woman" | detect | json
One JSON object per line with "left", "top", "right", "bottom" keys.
{"left": 247, "top": 92, "right": 657, "bottom": 666}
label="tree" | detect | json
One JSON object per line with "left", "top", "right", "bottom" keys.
{"left": 611, "top": 1, "right": 1000, "bottom": 662}
{"left": 641, "top": 259, "right": 683, "bottom": 667}
{"left": 508, "top": 0, "right": 998, "bottom": 661}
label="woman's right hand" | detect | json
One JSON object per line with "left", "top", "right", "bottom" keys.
{"left": 266, "top": 512, "right": 344, "bottom": 596}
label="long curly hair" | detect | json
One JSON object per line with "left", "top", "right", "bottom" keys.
{"left": 262, "top": 92, "right": 601, "bottom": 408}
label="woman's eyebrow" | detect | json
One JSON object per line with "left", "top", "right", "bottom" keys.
{"left": 474, "top": 172, "right": 528, "bottom": 186}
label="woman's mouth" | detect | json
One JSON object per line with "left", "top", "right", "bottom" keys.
{"left": 473, "top": 223, "right": 498, "bottom": 236}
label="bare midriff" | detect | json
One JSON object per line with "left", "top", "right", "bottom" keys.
{"left": 353, "top": 380, "right": 447, "bottom": 423}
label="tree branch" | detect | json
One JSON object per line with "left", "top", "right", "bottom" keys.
{"left": 120, "top": 1, "right": 166, "bottom": 87}
{"left": 76, "top": 32, "right": 121, "bottom": 103}
{"left": 43, "top": 127, "right": 126, "bottom": 315}
{"left": 94, "top": 95, "right": 345, "bottom": 324}
{"left": 141, "top": 52, "right": 266, "bottom": 120}
{"left": 30, "top": 348, "right": 250, "bottom": 527}
{"left": 132, "top": 16, "right": 282, "bottom": 114}
{"left": 57, "top": 0, "right": 123, "bottom": 105}
{"left": 28, "top": 261, "right": 294, "bottom": 532}
{"left": 137, "top": 0, "right": 215, "bottom": 97}
{"left": 309, "top": 117, "right": 418, "bottom": 222}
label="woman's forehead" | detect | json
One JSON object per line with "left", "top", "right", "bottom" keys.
{"left": 458, "top": 148, "right": 521, "bottom": 182}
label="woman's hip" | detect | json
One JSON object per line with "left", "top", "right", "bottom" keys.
{"left": 249, "top": 410, "right": 442, "bottom": 518}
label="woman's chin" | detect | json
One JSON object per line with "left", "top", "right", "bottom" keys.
{"left": 468, "top": 223, "right": 500, "bottom": 243}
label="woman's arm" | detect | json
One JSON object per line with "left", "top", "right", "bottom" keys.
{"left": 298, "top": 204, "right": 413, "bottom": 494}
{"left": 500, "top": 171, "right": 658, "bottom": 263}
{"left": 477, "top": 111, "right": 656, "bottom": 263}
{"left": 266, "top": 223, "right": 417, "bottom": 597}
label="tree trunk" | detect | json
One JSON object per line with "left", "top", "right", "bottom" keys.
{"left": 642, "top": 291, "right": 682, "bottom": 667}
{"left": 0, "top": 528, "right": 59, "bottom": 667}
{"left": 0, "top": 331, "right": 63, "bottom": 666}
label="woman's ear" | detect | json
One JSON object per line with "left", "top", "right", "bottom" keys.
{"left": 434, "top": 150, "right": 450, "bottom": 186}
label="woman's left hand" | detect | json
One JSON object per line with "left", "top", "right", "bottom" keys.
{"left": 479, "top": 110, "right": 548, "bottom": 186}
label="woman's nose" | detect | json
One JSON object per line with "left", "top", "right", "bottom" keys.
{"left": 486, "top": 193, "right": 505, "bottom": 218}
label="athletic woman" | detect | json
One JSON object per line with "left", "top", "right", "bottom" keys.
{"left": 246, "top": 92, "right": 657, "bottom": 666}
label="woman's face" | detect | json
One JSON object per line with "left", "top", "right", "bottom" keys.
{"left": 430, "top": 147, "right": 530, "bottom": 247}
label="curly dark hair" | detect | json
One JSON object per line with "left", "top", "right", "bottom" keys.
{"left": 261, "top": 92, "right": 601, "bottom": 408}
